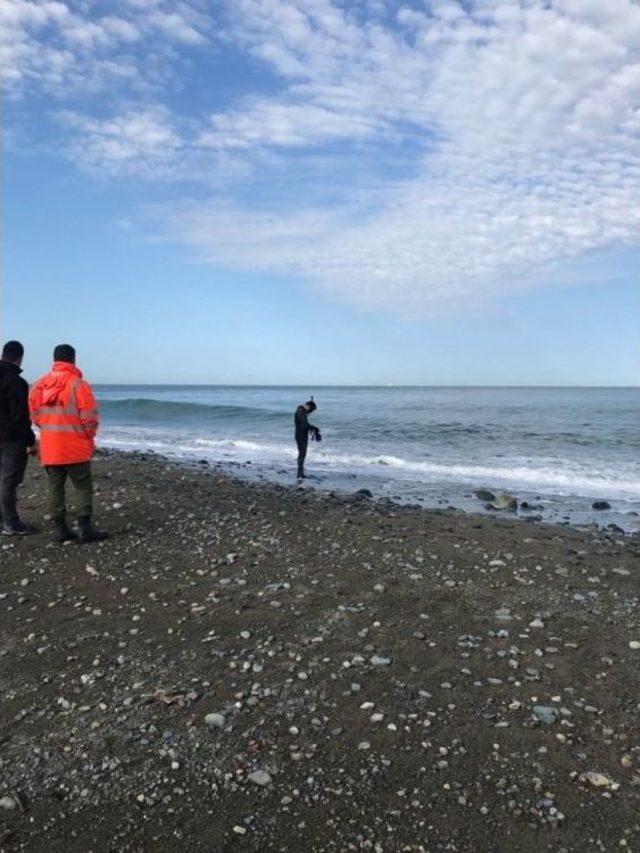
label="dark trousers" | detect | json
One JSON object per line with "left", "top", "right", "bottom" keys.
{"left": 45, "top": 462, "right": 93, "bottom": 520}
{"left": 0, "top": 441, "right": 28, "bottom": 524}
{"left": 296, "top": 435, "right": 308, "bottom": 478}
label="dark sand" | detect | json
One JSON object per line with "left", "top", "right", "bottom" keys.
{"left": 1, "top": 451, "right": 639, "bottom": 852}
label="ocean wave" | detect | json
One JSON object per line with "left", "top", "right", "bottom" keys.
{"left": 99, "top": 398, "right": 286, "bottom": 422}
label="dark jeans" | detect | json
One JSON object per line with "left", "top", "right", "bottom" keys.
{"left": 0, "top": 441, "right": 28, "bottom": 524}
{"left": 296, "top": 435, "right": 308, "bottom": 478}
{"left": 45, "top": 462, "right": 93, "bottom": 520}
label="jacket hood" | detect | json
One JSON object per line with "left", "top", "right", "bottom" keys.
{"left": 0, "top": 359, "right": 22, "bottom": 375}
{"left": 40, "top": 362, "right": 83, "bottom": 406}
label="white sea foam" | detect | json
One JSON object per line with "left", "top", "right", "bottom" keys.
{"left": 100, "top": 426, "right": 639, "bottom": 501}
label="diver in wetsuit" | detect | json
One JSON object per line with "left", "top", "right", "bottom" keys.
{"left": 294, "top": 399, "right": 320, "bottom": 479}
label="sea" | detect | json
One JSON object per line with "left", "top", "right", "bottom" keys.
{"left": 95, "top": 385, "right": 639, "bottom": 533}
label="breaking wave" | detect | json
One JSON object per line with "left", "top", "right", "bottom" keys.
{"left": 100, "top": 428, "right": 640, "bottom": 501}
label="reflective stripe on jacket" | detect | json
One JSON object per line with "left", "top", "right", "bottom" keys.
{"left": 29, "top": 362, "right": 99, "bottom": 465}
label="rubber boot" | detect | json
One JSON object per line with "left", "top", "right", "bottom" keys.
{"left": 78, "top": 515, "right": 109, "bottom": 543}
{"left": 54, "top": 516, "right": 77, "bottom": 543}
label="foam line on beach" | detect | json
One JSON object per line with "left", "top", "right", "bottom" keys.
{"left": 100, "top": 428, "right": 640, "bottom": 501}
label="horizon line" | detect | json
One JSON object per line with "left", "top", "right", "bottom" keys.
{"left": 92, "top": 382, "right": 639, "bottom": 389}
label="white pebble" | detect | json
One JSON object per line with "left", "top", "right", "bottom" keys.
{"left": 204, "top": 712, "right": 226, "bottom": 729}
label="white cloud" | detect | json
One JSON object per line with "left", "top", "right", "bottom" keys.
{"left": 4, "top": 0, "right": 640, "bottom": 317}
{"left": 60, "top": 107, "right": 183, "bottom": 176}
{"left": 170, "top": 0, "right": 639, "bottom": 316}
{"left": 200, "top": 99, "right": 385, "bottom": 149}
{"left": 1, "top": 0, "right": 208, "bottom": 95}
{"left": 147, "top": 10, "right": 206, "bottom": 45}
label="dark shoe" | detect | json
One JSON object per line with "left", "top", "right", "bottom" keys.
{"left": 54, "top": 517, "right": 77, "bottom": 543}
{"left": 2, "top": 520, "right": 37, "bottom": 536}
{"left": 78, "top": 516, "right": 109, "bottom": 543}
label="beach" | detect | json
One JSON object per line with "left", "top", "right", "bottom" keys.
{"left": 0, "top": 450, "right": 639, "bottom": 852}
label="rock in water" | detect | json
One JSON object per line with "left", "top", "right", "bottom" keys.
{"left": 474, "top": 489, "right": 496, "bottom": 502}
{"left": 356, "top": 489, "right": 373, "bottom": 499}
{"left": 489, "top": 494, "right": 518, "bottom": 511}
{"left": 592, "top": 500, "right": 611, "bottom": 510}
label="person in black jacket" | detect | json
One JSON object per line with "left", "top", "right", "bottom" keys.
{"left": 0, "top": 341, "right": 37, "bottom": 535}
{"left": 294, "top": 399, "right": 320, "bottom": 479}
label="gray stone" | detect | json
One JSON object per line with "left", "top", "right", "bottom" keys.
{"left": 532, "top": 705, "right": 558, "bottom": 725}
{"left": 488, "top": 494, "right": 518, "bottom": 511}
{"left": 204, "top": 712, "right": 226, "bottom": 729}
{"left": 356, "top": 489, "right": 373, "bottom": 499}
{"left": 248, "top": 769, "right": 272, "bottom": 786}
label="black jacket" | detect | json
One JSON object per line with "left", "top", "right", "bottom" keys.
{"left": 0, "top": 360, "right": 36, "bottom": 446}
{"left": 294, "top": 405, "right": 317, "bottom": 441}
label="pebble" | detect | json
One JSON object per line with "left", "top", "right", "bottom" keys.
{"left": 248, "top": 770, "right": 272, "bottom": 786}
{"left": 532, "top": 705, "right": 559, "bottom": 725}
{"left": 629, "top": 641, "right": 640, "bottom": 650}
{"left": 370, "top": 655, "right": 391, "bottom": 666}
{"left": 0, "top": 795, "right": 17, "bottom": 810}
{"left": 204, "top": 712, "right": 226, "bottom": 729}
{"left": 579, "top": 771, "right": 617, "bottom": 790}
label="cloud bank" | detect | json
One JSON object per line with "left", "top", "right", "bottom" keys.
{"left": 4, "top": 0, "right": 639, "bottom": 316}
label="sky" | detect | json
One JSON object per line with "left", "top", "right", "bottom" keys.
{"left": 1, "top": 0, "right": 639, "bottom": 386}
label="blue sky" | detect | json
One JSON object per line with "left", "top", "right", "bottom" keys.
{"left": 2, "top": 0, "right": 639, "bottom": 385}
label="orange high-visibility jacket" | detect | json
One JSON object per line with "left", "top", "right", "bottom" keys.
{"left": 29, "top": 362, "right": 99, "bottom": 465}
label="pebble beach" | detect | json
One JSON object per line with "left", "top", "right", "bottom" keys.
{"left": 1, "top": 450, "right": 639, "bottom": 852}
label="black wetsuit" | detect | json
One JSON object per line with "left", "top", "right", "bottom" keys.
{"left": 294, "top": 405, "right": 317, "bottom": 478}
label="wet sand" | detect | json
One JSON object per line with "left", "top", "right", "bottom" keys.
{"left": 1, "top": 450, "right": 639, "bottom": 852}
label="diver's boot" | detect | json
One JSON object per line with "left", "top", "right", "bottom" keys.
{"left": 54, "top": 516, "right": 77, "bottom": 543}
{"left": 78, "top": 516, "right": 109, "bottom": 543}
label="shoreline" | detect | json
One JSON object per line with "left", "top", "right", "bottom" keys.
{"left": 1, "top": 450, "right": 639, "bottom": 851}
{"left": 102, "top": 445, "right": 639, "bottom": 538}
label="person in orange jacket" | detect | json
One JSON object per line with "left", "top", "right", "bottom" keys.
{"left": 29, "top": 344, "right": 109, "bottom": 543}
